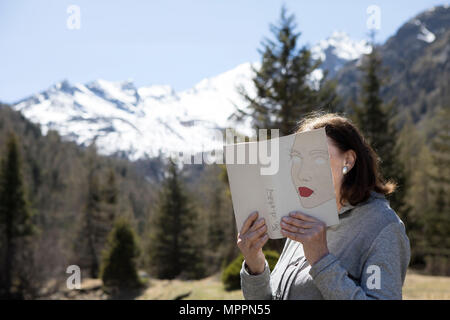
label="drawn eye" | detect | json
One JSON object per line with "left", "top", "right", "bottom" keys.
{"left": 314, "top": 156, "right": 326, "bottom": 165}
{"left": 290, "top": 153, "right": 302, "bottom": 165}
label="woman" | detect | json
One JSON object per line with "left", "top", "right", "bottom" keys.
{"left": 237, "top": 113, "right": 411, "bottom": 300}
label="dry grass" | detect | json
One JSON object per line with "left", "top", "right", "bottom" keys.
{"left": 139, "top": 269, "right": 450, "bottom": 300}
{"left": 54, "top": 269, "right": 449, "bottom": 300}
{"left": 403, "top": 269, "right": 450, "bottom": 300}
{"left": 138, "top": 273, "right": 243, "bottom": 300}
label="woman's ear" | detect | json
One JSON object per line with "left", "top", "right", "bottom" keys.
{"left": 344, "top": 150, "right": 356, "bottom": 170}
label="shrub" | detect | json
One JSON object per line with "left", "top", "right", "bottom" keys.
{"left": 222, "top": 250, "right": 280, "bottom": 291}
{"left": 100, "top": 217, "right": 142, "bottom": 290}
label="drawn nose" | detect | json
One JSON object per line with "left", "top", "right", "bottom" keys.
{"left": 296, "top": 162, "right": 313, "bottom": 182}
{"left": 298, "top": 173, "right": 312, "bottom": 182}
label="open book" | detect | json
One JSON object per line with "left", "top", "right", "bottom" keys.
{"left": 225, "top": 128, "right": 339, "bottom": 239}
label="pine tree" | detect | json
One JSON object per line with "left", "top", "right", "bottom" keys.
{"left": 423, "top": 108, "right": 450, "bottom": 274}
{"left": 148, "top": 160, "right": 205, "bottom": 280}
{"left": 234, "top": 6, "right": 338, "bottom": 136}
{"left": 352, "top": 44, "right": 408, "bottom": 219}
{"left": 74, "top": 148, "right": 118, "bottom": 278}
{"left": 205, "top": 173, "right": 229, "bottom": 273}
{"left": 85, "top": 171, "right": 103, "bottom": 277}
{"left": 103, "top": 168, "right": 118, "bottom": 206}
{"left": 397, "top": 115, "right": 431, "bottom": 264}
{"left": 100, "top": 217, "right": 141, "bottom": 290}
{"left": 101, "top": 168, "right": 118, "bottom": 225}
{"left": 217, "top": 164, "right": 241, "bottom": 265}
{"left": 207, "top": 184, "right": 225, "bottom": 251}
{"left": 0, "top": 133, "right": 34, "bottom": 298}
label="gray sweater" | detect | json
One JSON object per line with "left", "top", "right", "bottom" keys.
{"left": 240, "top": 191, "right": 411, "bottom": 300}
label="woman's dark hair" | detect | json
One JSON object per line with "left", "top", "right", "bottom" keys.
{"left": 296, "top": 112, "right": 396, "bottom": 206}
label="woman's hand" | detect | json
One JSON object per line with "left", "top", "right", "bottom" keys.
{"left": 280, "top": 211, "right": 329, "bottom": 266}
{"left": 237, "top": 211, "right": 269, "bottom": 275}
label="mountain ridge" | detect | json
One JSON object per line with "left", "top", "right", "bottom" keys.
{"left": 12, "top": 5, "right": 448, "bottom": 160}
{"left": 335, "top": 5, "right": 450, "bottom": 124}
{"left": 13, "top": 31, "right": 370, "bottom": 160}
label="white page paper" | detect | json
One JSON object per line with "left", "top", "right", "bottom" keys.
{"left": 225, "top": 128, "right": 339, "bottom": 239}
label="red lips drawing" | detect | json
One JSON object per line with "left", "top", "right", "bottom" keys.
{"left": 298, "top": 186, "right": 314, "bottom": 197}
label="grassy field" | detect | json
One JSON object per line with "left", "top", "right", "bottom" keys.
{"left": 402, "top": 270, "right": 450, "bottom": 300}
{"left": 138, "top": 269, "right": 450, "bottom": 300}
{"left": 138, "top": 273, "right": 243, "bottom": 300}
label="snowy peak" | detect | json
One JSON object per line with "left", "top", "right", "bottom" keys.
{"left": 13, "top": 63, "right": 257, "bottom": 160}
{"left": 13, "top": 33, "right": 370, "bottom": 160}
{"left": 311, "top": 31, "right": 371, "bottom": 78}
{"left": 312, "top": 31, "right": 372, "bottom": 62}
{"left": 138, "top": 85, "right": 175, "bottom": 100}
{"left": 85, "top": 79, "right": 140, "bottom": 111}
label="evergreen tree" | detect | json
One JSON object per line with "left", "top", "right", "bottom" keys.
{"left": 423, "top": 108, "right": 450, "bottom": 274}
{"left": 352, "top": 44, "right": 408, "bottom": 219}
{"left": 397, "top": 115, "right": 431, "bottom": 264}
{"left": 100, "top": 217, "right": 141, "bottom": 289}
{"left": 207, "top": 184, "right": 225, "bottom": 251}
{"left": 74, "top": 147, "right": 118, "bottom": 278}
{"left": 103, "top": 168, "right": 118, "bottom": 206}
{"left": 219, "top": 164, "right": 240, "bottom": 265}
{"left": 101, "top": 168, "right": 118, "bottom": 225}
{"left": 204, "top": 166, "right": 233, "bottom": 273}
{"left": 85, "top": 170, "right": 103, "bottom": 277}
{"left": 316, "top": 73, "right": 341, "bottom": 113}
{"left": 148, "top": 160, "right": 205, "bottom": 279}
{"left": 0, "top": 133, "right": 34, "bottom": 298}
{"left": 234, "top": 6, "right": 338, "bottom": 136}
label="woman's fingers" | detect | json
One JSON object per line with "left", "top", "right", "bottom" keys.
{"left": 280, "top": 220, "right": 304, "bottom": 234}
{"left": 281, "top": 216, "right": 314, "bottom": 229}
{"left": 252, "top": 234, "right": 269, "bottom": 250}
{"left": 281, "top": 229, "right": 305, "bottom": 242}
{"left": 237, "top": 212, "right": 269, "bottom": 253}
{"left": 281, "top": 212, "right": 327, "bottom": 244}
{"left": 249, "top": 217, "right": 265, "bottom": 232}
{"left": 289, "top": 211, "right": 320, "bottom": 223}
{"left": 247, "top": 224, "right": 267, "bottom": 242}
{"left": 240, "top": 211, "right": 258, "bottom": 235}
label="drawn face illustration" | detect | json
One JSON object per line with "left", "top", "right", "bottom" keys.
{"left": 290, "top": 132, "right": 335, "bottom": 208}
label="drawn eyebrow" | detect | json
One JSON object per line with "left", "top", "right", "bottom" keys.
{"left": 289, "top": 149, "right": 303, "bottom": 157}
{"left": 310, "top": 150, "right": 328, "bottom": 156}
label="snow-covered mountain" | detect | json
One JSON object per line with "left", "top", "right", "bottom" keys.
{"left": 13, "top": 32, "right": 371, "bottom": 160}
{"left": 311, "top": 31, "right": 372, "bottom": 79}
{"left": 14, "top": 63, "right": 256, "bottom": 160}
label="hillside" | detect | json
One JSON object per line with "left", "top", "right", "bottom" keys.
{"left": 0, "top": 103, "right": 159, "bottom": 292}
{"left": 335, "top": 5, "right": 450, "bottom": 126}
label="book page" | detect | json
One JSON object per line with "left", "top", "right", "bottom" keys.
{"left": 260, "top": 172, "right": 283, "bottom": 238}
{"left": 225, "top": 141, "right": 267, "bottom": 235}
{"left": 275, "top": 128, "right": 339, "bottom": 229}
{"left": 225, "top": 128, "right": 339, "bottom": 240}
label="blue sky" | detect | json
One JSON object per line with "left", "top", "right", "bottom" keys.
{"left": 0, "top": 0, "right": 447, "bottom": 103}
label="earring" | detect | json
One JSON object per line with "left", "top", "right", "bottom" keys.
{"left": 342, "top": 166, "right": 349, "bottom": 175}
